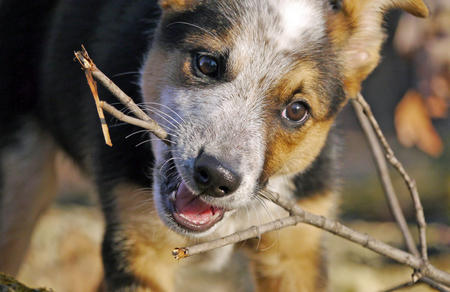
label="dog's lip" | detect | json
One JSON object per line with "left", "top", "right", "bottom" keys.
{"left": 159, "top": 153, "right": 226, "bottom": 233}
{"left": 168, "top": 181, "right": 225, "bottom": 232}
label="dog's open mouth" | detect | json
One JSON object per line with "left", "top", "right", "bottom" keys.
{"left": 170, "top": 181, "right": 225, "bottom": 232}
{"left": 160, "top": 152, "right": 225, "bottom": 233}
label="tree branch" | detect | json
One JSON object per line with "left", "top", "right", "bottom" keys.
{"left": 354, "top": 93, "right": 428, "bottom": 261}
{"left": 173, "top": 189, "right": 450, "bottom": 286}
{"left": 75, "top": 47, "right": 450, "bottom": 289}
{"left": 383, "top": 277, "right": 450, "bottom": 292}
{"left": 260, "top": 190, "right": 449, "bottom": 287}
{"left": 351, "top": 99, "right": 419, "bottom": 257}
{"left": 100, "top": 101, "right": 172, "bottom": 145}
{"left": 74, "top": 46, "right": 169, "bottom": 144}
{"left": 74, "top": 47, "right": 112, "bottom": 147}
{"left": 421, "top": 277, "right": 450, "bottom": 292}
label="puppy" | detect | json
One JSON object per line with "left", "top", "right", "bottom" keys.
{"left": 0, "top": 0, "right": 428, "bottom": 291}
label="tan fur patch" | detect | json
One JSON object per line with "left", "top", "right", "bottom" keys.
{"left": 262, "top": 119, "right": 333, "bottom": 181}
{"left": 261, "top": 59, "right": 337, "bottom": 181}
{"left": 246, "top": 191, "right": 336, "bottom": 292}
{"left": 159, "top": 0, "right": 196, "bottom": 12}
{"left": 269, "top": 60, "right": 332, "bottom": 119}
{"left": 327, "top": 0, "right": 428, "bottom": 97}
{"left": 113, "top": 184, "right": 188, "bottom": 292}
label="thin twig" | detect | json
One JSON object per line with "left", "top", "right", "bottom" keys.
{"left": 74, "top": 46, "right": 169, "bottom": 145}
{"left": 351, "top": 99, "right": 419, "bottom": 257}
{"left": 382, "top": 277, "right": 450, "bottom": 292}
{"left": 75, "top": 49, "right": 449, "bottom": 288}
{"left": 355, "top": 93, "right": 428, "bottom": 262}
{"left": 174, "top": 189, "right": 450, "bottom": 286}
{"left": 173, "top": 217, "right": 297, "bottom": 259}
{"left": 352, "top": 98, "right": 447, "bottom": 290}
{"left": 100, "top": 101, "right": 168, "bottom": 138}
{"left": 421, "top": 277, "right": 450, "bottom": 292}
{"left": 382, "top": 279, "right": 417, "bottom": 292}
{"left": 260, "top": 190, "right": 450, "bottom": 287}
{"left": 74, "top": 48, "right": 112, "bottom": 147}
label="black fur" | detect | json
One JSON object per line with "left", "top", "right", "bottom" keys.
{"left": 329, "top": 0, "right": 343, "bottom": 11}
{"left": 159, "top": 2, "right": 234, "bottom": 51}
{"left": 1, "top": 0, "right": 161, "bottom": 285}
{"left": 293, "top": 133, "right": 339, "bottom": 198}
{"left": 102, "top": 224, "right": 143, "bottom": 290}
{"left": 0, "top": 0, "right": 58, "bottom": 137}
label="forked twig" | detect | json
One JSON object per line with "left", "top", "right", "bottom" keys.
{"left": 74, "top": 47, "right": 112, "bottom": 147}
{"left": 75, "top": 47, "right": 450, "bottom": 289}
{"left": 383, "top": 277, "right": 450, "bottom": 292}
{"left": 173, "top": 189, "right": 449, "bottom": 286}
{"left": 351, "top": 99, "right": 419, "bottom": 257}
{"left": 354, "top": 93, "right": 428, "bottom": 262}
{"left": 74, "top": 46, "right": 169, "bottom": 145}
{"left": 100, "top": 101, "right": 170, "bottom": 139}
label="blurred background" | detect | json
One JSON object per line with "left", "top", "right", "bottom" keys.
{"left": 15, "top": 3, "right": 449, "bottom": 292}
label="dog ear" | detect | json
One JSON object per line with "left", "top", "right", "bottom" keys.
{"left": 329, "top": 0, "right": 429, "bottom": 98}
{"left": 159, "top": 0, "right": 196, "bottom": 12}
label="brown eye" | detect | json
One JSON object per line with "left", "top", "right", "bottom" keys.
{"left": 282, "top": 101, "right": 309, "bottom": 124}
{"left": 329, "top": 0, "right": 343, "bottom": 10}
{"left": 196, "top": 55, "right": 219, "bottom": 77}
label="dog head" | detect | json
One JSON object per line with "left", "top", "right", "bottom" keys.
{"left": 140, "top": 0, "right": 428, "bottom": 236}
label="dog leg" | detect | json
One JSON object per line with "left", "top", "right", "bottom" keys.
{"left": 0, "top": 121, "right": 57, "bottom": 276}
{"left": 100, "top": 184, "right": 186, "bottom": 292}
{"left": 246, "top": 192, "right": 336, "bottom": 292}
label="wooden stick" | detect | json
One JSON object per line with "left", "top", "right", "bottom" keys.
{"left": 383, "top": 277, "right": 450, "bottom": 292}
{"left": 74, "top": 49, "right": 448, "bottom": 288}
{"left": 260, "top": 190, "right": 449, "bottom": 287}
{"left": 74, "top": 46, "right": 169, "bottom": 145}
{"left": 173, "top": 189, "right": 450, "bottom": 286}
{"left": 355, "top": 93, "right": 428, "bottom": 262}
{"left": 351, "top": 99, "right": 419, "bottom": 257}
{"left": 74, "top": 48, "right": 112, "bottom": 147}
{"left": 100, "top": 101, "right": 170, "bottom": 144}
{"left": 382, "top": 280, "right": 418, "bottom": 292}
{"left": 421, "top": 277, "right": 450, "bottom": 292}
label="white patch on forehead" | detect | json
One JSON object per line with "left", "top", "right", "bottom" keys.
{"left": 276, "top": 0, "right": 325, "bottom": 50}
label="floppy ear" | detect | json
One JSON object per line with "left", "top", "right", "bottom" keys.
{"left": 328, "top": 0, "right": 429, "bottom": 98}
{"left": 159, "top": 0, "right": 196, "bottom": 12}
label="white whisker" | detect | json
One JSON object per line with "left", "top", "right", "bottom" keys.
{"left": 142, "top": 101, "right": 186, "bottom": 124}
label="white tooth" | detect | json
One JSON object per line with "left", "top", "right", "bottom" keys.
{"left": 170, "top": 191, "right": 176, "bottom": 202}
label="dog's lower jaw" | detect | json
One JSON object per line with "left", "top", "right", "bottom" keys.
{"left": 153, "top": 187, "right": 235, "bottom": 238}
{"left": 153, "top": 165, "right": 241, "bottom": 239}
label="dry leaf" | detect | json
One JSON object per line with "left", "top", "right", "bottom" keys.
{"left": 426, "top": 95, "right": 448, "bottom": 118}
{"left": 395, "top": 90, "right": 444, "bottom": 157}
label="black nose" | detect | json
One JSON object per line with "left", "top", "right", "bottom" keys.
{"left": 193, "top": 153, "right": 241, "bottom": 197}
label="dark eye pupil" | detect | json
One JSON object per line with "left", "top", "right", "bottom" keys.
{"left": 329, "top": 0, "right": 342, "bottom": 10}
{"left": 286, "top": 102, "right": 308, "bottom": 122}
{"left": 197, "top": 55, "right": 218, "bottom": 77}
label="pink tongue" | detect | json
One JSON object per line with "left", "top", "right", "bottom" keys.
{"left": 175, "top": 182, "right": 214, "bottom": 222}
